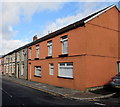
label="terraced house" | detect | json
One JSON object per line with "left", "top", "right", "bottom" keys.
{"left": 2, "top": 4, "right": 120, "bottom": 91}
{"left": 27, "top": 5, "right": 120, "bottom": 91}
{"left": 3, "top": 46, "right": 28, "bottom": 79}
{"left": 15, "top": 47, "right": 28, "bottom": 79}
{"left": 3, "top": 52, "right": 15, "bottom": 76}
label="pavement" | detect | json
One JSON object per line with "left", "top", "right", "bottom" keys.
{"left": 1, "top": 75, "right": 116, "bottom": 101}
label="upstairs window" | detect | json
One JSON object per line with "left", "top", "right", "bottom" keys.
{"left": 47, "top": 41, "right": 52, "bottom": 56}
{"left": 36, "top": 45, "right": 40, "bottom": 58}
{"left": 61, "top": 36, "right": 68, "bottom": 54}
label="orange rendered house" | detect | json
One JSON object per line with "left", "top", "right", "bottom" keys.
{"left": 27, "top": 5, "right": 120, "bottom": 91}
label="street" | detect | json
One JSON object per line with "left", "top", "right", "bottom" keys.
{"left": 1, "top": 78, "right": 96, "bottom": 106}
{"left": 95, "top": 89, "right": 120, "bottom": 106}
{"left": 1, "top": 78, "right": 120, "bottom": 106}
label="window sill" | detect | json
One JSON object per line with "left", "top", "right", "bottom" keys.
{"left": 34, "top": 58, "right": 39, "bottom": 60}
{"left": 46, "top": 56, "right": 52, "bottom": 59}
{"left": 58, "top": 54, "right": 68, "bottom": 57}
{"left": 57, "top": 76, "right": 73, "bottom": 79}
{"left": 34, "top": 75, "right": 41, "bottom": 77}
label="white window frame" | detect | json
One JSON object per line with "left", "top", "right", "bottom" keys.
{"left": 49, "top": 63, "right": 54, "bottom": 75}
{"left": 58, "top": 62, "right": 73, "bottom": 78}
{"left": 36, "top": 45, "right": 40, "bottom": 58}
{"left": 61, "top": 36, "right": 68, "bottom": 54}
{"left": 35, "top": 66, "right": 41, "bottom": 77}
{"left": 47, "top": 41, "right": 52, "bottom": 56}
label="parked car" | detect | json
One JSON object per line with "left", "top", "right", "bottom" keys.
{"left": 110, "top": 74, "right": 120, "bottom": 88}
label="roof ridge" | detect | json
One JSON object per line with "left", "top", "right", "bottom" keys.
{"left": 84, "top": 4, "right": 116, "bottom": 23}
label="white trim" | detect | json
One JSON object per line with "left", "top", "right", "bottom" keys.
{"left": 84, "top": 5, "right": 115, "bottom": 23}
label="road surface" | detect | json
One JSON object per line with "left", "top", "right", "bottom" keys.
{"left": 1, "top": 78, "right": 96, "bottom": 106}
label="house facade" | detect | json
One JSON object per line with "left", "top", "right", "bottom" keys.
{"left": 15, "top": 47, "right": 28, "bottom": 79}
{"left": 3, "top": 52, "right": 16, "bottom": 76}
{"left": 27, "top": 5, "right": 120, "bottom": 91}
{"left": 4, "top": 55, "right": 10, "bottom": 76}
{"left": 3, "top": 46, "right": 28, "bottom": 79}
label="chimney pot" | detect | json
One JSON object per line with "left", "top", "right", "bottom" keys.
{"left": 33, "top": 35, "right": 38, "bottom": 41}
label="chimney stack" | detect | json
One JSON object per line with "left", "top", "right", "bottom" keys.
{"left": 33, "top": 35, "right": 38, "bottom": 41}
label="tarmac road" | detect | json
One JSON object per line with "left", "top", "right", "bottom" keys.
{"left": 1, "top": 78, "right": 97, "bottom": 106}
{"left": 89, "top": 87, "right": 120, "bottom": 106}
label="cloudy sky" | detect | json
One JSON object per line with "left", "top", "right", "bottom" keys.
{"left": 0, "top": 0, "right": 119, "bottom": 55}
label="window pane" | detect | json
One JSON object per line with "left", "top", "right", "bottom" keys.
{"left": 60, "top": 63, "right": 65, "bottom": 66}
{"left": 48, "top": 45, "right": 52, "bottom": 56}
{"left": 49, "top": 64, "right": 54, "bottom": 75}
{"left": 63, "top": 40, "right": 68, "bottom": 54}
{"left": 35, "top": 66, "right": 41, "bottom": 76}
{"left": 67, "top": 63, "right": 73, "bottom": 66}
{"left": 58, "top": 63, "right": 73, "bottom": 78}
{"left": 36, "top": 46, "right": 40, "bottom": 58}
{"left": 61, "top": 35, "right": 67, "bottom": 39}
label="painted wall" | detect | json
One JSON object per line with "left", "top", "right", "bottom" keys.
{"left": 84, "top": 6, "right": 119, "bottom": 88}
{"left": 27, "top": 6, "right": 119, "bottom": 91}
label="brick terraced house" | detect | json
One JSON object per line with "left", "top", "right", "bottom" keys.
{"left": 27, "top": 5, "right": 120, "bottom": 91}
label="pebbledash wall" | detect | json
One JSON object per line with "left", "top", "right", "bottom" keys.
{"left": 27, "top": 5, "right": 120, "bottom": 91}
